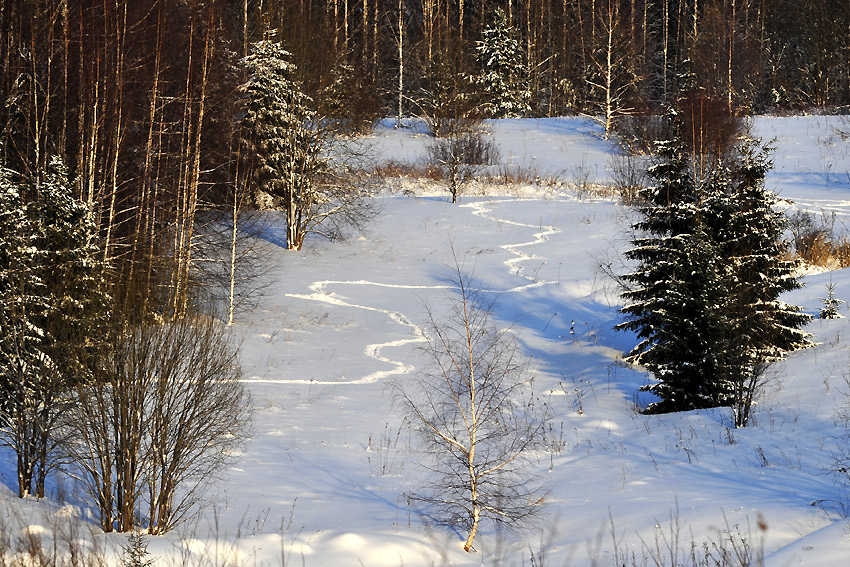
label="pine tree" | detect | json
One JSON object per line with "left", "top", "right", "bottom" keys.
{"left": 475, "top": 8, "right": 530, "bottom": 119}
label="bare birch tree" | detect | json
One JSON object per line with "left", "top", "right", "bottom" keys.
{"left": 585, "top": 0, "right": 641, "bottom": 138}
{"left": 393, "top": 263, "right": 545, "bottom": 552}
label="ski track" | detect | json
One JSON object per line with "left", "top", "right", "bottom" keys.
{"left": 250, "top": 197, "right": 563, "bottom": 385}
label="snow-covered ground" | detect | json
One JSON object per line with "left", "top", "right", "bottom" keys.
{"left": 4, "top": 116, "right": 850, "bottom": 566}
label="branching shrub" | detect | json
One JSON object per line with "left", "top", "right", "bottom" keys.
{"left": 65, "top": 312, "right": 251, "bottom": 534}
{"left": 426, "top": 127, "right": 501, "bottom": 203}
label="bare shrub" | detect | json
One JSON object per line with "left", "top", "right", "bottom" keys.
{"left": 787, "top": 209, "right": 850, "bottom": 267}
{"left": 609, "top": 153, "right": 649, "bottom": 205}
{"left": 373, "top": 160, "right": 444, "bottom": 182}
{"left": 392, "top": 261, "right": 546, "bottom": 552}
{"left": 65, "top": 311, "right": 251, "bottom": 534}
{"left": 613, "top": 113, "right": 669, "bottom": 155}
{"left": 426, "top": 127, "right": 501, "bottom": 203}
{"left": 486, "top": 164, "right": 548, "bottom": 186}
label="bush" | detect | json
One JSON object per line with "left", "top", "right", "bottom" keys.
{"left": 787, "top": 210, "right": 850, "bottom": 268}
{"left": 66, "top": 311, "right": 251, "bottom": 534}
{"left": 426, "top": 126, "right": 501, "bottom": 203}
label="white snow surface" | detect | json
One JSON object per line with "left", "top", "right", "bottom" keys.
{"left": 4, "top": 116, "right": 850, "bottom": 565}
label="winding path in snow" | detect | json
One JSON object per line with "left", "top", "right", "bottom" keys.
{"left": 461, "top": 197, "right": 561, "bottom": 288}
{"left": 250, "top": 196, "right": 563, "bottom": 385}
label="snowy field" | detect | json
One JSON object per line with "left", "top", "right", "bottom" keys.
{"left": 4, "top": 115, "right": 850, "bottom": 566}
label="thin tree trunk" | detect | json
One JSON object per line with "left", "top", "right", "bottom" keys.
{"left": 397, "top": 0, "right": 404, "bottom": 127}
{"left": 176, "top": 6, "right": 214, "bottom": 315}
{"left": 363, "top": 0, "right": 368, "bottom": 64}
{"left": 663, "top": 0, "right": 669, "bottom": 101}
{"left": 458, "top": 0, "right": 464, "bottom": 47}
{"left": 604, "top": 2, "right": 614, "bottom": 138}
{"left": 243, "top": 0, "right": 249, "bottom": 58}
{"left": 728, "top": 0, "right": 736, "bottom": 110}
{"left": 462, "top": 295, "right": 478, "bottom": 553}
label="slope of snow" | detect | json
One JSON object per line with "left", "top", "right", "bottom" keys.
{"left": 4, "top": 116, "right": 850, "bottom": 566}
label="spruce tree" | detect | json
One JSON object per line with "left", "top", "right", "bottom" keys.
{"left": 618, "top": 122, "right": 811, "bottom": 422}
{"left": 243, "top": 40, "right": 323, "bottom": 250}
{"left": 475, "top": 8, "right": 530, "bottom": 119}
{"left": 0, "top": 158, "right": 109, "bottom": 497}
{"left": 0, "top": 166, "right": 48, "bottom": 498}
{"left": 707, "top": 139, "right": 811, "bottom": 425}
{"left": 617, "top": 127, "right": 731, "bottom": 412}
{"left": 820, "top": 282, "right": 844, "bottom": 319}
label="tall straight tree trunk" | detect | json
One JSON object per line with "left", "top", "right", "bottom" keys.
{"left": 103, "top": 1, "right": 128, "bottom": 263}
{"left": 344, "top": 0, "right": 349, "bottom": 51}
{"left": 131, "top": 0, "right": 164, "bottom": 290}
{"left": 458, "top": 0, "right": 464, "bottom": 47}
{"left": 397, "top": 0, "right": 404, "bottom": 127}
{"left": 174, "top": 5, "right": 214, "bottom": 316}
{"left": 362, "top": 0, "right": 369, "bottom": 64}
{"left": 243, "top": 0, "right": 249, "bottom": 57}
{"left": 728, "top": 0, "right": 736, "bottom": 110}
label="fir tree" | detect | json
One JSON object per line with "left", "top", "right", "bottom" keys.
{"left": 475, "top": 8, "right": 530, "bottom": 119}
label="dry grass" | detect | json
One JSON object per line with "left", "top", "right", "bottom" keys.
{"left": 373, "top": 160, "right": 444, "bottom": 181}
{"left": 788, "top": 210, "right": 850, "bottom": 268}
{"left": 0, "top": 502, "right": 110, "bottom": 567}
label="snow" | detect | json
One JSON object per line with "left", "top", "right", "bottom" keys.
{"left": 5, "top": 116, "right": 850, "bottom": 565}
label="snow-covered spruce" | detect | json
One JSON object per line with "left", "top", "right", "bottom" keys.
{"left": 0, "top": 157, "right": 109, "bottom": 499}
{"left": 474, "top": 8, "right": 530, "bottom": 119}
{"left": 618, "top": 115, "right": 810, "bottom": 425}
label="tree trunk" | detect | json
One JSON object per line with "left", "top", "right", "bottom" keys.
{"left": 397, "top": 0, "right": 404, "bottom": 127}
